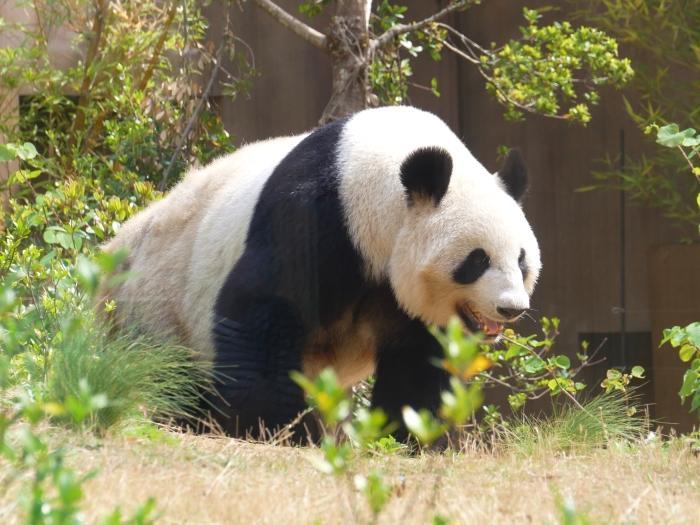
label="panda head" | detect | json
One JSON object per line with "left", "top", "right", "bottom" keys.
{"left": 388, "top": 147, "right": 541, "bottom": 339}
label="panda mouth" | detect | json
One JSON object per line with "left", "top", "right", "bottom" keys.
{"left": 457, "top": 302, "right": 503, "bottom": 338}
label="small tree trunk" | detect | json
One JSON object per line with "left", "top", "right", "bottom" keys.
{"left": 319, "top": 0, "right": 371, "bottom": 124}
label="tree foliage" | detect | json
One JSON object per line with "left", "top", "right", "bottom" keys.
{"left": 265, "top": 1, "right": 633, "bottom": 123}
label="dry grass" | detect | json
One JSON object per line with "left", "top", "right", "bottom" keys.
{"left": 2, "top": 427, "right": 699, "bottom": 524}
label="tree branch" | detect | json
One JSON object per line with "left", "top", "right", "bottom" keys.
{"left": 372, "top": 0, "right": 477, "bottom": 51}
{"left": 137, "top": 1, "right": 179, "bottom": 91}
{"left": 252, "top": 0, "right": 327, "bottom": 50}
{"left": 159, "top": 41, "right": 226, "bottom": 191}
{"left": 69, "top": 0, "right": 109, "bottom": 142}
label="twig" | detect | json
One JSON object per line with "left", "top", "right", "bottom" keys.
{"left": 437, "top": 22, "right": 488, "bottom": 56}
{"left": 471, "top": 60, "right": 570, "bottom": 120}
{"left": 268, "top": 406, "right": 314, "bottom": 446}
{"left": 31, "top": 0, "right": 48, "bottom": 48}
{"left": 137, "top": 1, "right": 179, "bottom": 91}
{"left": 500, "top": 334, "right": 588, "bottom": 411}
{"left": 372, "top": 0, "right": 478, "bottom": 51}
{"left": 440, "top": 38, "right": 480, "bottom": 65}
{"left": 251, "top": 0, "right": 327, "bottom": 50}
{"left": 677, "top": 144, "right": 700, "bottom": 179}
{"left": 69, "top": 0, "right": 109, "bottom": 143}
{"left": 159, "top": 40, "right": 225, "bottom": 191}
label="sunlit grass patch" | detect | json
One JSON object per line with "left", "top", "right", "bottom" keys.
{"left": 45, "top": 316, "right": 213, "bottom": 434}
{"left": 501, "top": 393, "right": 648, "bottom": 455}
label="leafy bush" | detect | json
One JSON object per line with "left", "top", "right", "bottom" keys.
{"left": 1, "top": 239, "right": 213, "bottom": 435}
{"left": 0, "top": 384, "right": 159, "bottom": 524}
{"left": 0, "top": 0, "right": 250, "bottom": 322}
{"left": 299, "top": 1, "right": 633, "bottom": 122}
{"left": 661, "top": 322, "right": 700, "bottom": 414}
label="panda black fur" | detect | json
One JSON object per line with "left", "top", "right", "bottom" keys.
{"left": 101, "top": 106, "right": 541, "bottom": 441}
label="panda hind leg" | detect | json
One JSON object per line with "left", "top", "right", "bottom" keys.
{"left": 206, "top": 299, "right": 320, "bottom": 444}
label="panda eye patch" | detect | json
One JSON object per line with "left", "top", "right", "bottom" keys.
{"left": 519, "top": 248, "right": 528, "bottom": 279}
{"left": 453, "top": 248, "right": 490, "bottom": 285}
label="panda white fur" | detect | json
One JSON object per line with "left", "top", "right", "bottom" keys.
{"left": 102, "top": 106, "right": 541, "bottom": 440}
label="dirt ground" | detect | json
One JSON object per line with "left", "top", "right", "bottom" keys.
{"left": 2, "top": 429, "right": 699, "bottom": 525}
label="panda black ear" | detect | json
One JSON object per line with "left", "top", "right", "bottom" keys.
{"left": 497, "top": 149, "right": 528, "bottom": 202}
{"left": 400, "top": 147, "right": 452, "bottom": 206}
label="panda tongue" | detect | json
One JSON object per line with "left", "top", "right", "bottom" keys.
{"left": 482, "top": 318, "right": 501, "bottom": 336}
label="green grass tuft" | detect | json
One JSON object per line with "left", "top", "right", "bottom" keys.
{"left": 502, "top": 393, "right": 648, "bottom": 454}
{"left": 46, "top": 315, "right": 213, "bottom": 433}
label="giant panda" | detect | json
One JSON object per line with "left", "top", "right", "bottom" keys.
{"left": 101, "top": 106, "right": 541, "bottom": 441}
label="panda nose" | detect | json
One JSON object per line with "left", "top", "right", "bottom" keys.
{"left": 496, "top": 306, "right": 527, "bottom": 320}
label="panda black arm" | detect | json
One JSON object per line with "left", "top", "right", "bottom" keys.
{"left": 370, "top": 316, "right": 451, "bottom": 443}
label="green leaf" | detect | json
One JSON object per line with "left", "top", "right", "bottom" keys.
{"left": 290, "top": 368, "right": 350, "bottom": 426}
{"left": 0, "top": 286, "right": 16, "bottom": 313}
{"left": 342, "top": 408, "right": 392, "bottom": 447}
{"left": 661, "top": 326, "right": 685, "bottom": 348}
{"left": 357, "top": 472, "right": 392, "bottom": 515}
{"left": 439, "top": 377, "right": 482, "bottom": 425}
{"left": 679, "top": 344, "right": 697, "bottom": 363}
{"left": 430, "top": 77, "right": 440, "bottom": 98}
{"left": 505, "top": 344, "right": 525, "bottom": 360}
{"left": 0, "top": 143, "right": 18, "bottom": 162}
{"left": 553, "top": 355, "right": 571, "bottom": 369}
{"left": 679, "top": 370, "right": 698, "bottom": 400}
{"left": 523, "top": 356, "right": 545, "bottom": 373}
{"left": 43, "top": 225, "right": 62, "bottom": 245}
{"left": 606, "top": 368, "right": 622, "bottom": 381}
{"left": 313, "top": 437, "right": 350, "bottom": 475}
{"left": 75, "top": 255, "right": 101, "bottom": 296}
{"left": 656, "top": 123, "right": 698, "bottom": 148}
{"left": 685, "top": 322, "right": 700, "bottom": 348}
{"left": 547, "top": 378, "right": 561, "bottom": 392}
{"left": 432, "top": 515, "right": 450, "bottom": 525}
{"left": 10, "top": 169, "right": 42, "bottom": 184}
{"left": 630, "top": 366, "right": 645, "bottom": 378}
{"left": 691, "top": 390, "right": 700, "bottom": 414}
{"left": 523, "top": 7, "right": 541, "bottom": 24}
{"left": 16, "top": 142, "right": 38, "bottom": 160}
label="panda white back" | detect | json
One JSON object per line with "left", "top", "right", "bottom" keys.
{"left": 103, "top": 134, "right": 306, "bottom": 355}
{"left": 182, "top": 134, "right": 308, "bottom": 356}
